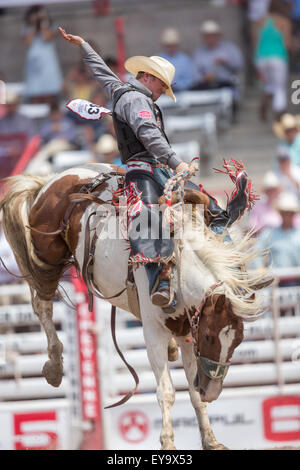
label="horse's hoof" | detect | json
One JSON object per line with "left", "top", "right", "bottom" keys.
{"left": 42, "top": 360, "right": 63, "bottom": 387}
{"left": 161, "top": 444, "right": 177, "bottom": 450}
{"left": 204, "top": 443, "right": 229, "bottom": 450}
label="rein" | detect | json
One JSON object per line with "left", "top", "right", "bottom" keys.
{"left": 162, "top": 164, "right": 231, "bottom": 382}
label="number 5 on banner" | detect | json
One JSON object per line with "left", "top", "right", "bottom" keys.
{"left": 14, "top": 411, "right": 58, "bottom": 450}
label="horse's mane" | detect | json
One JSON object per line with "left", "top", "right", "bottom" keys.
{"left": 177, "top": 203, "right": 270, "bottom": 320}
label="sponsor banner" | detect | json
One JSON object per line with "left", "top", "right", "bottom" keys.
{"left": 0, "top": 400, "right": 71, "bottom": 450}
{"left": 74, "top": 279, "right": 101, "bottom": 422}
{"left": 105, "top": 391, "right": 300, "bottom": 450}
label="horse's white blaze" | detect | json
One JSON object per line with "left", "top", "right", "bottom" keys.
{"left": 202, "top": 326, "right": 236, "bottom": 403}
{"left": 218, "top": 325, "right": 236, "bottom": 363}
{"left": 204, "top": 380, "right": 223, "bottom": 403}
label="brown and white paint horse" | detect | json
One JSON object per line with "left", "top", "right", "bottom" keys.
{"left": 0, "top": 163, "right": 268, "bottom": 450}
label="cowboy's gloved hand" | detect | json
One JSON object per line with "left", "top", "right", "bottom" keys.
{"left": 175, "top": 162, "right": 190, "bottom": 174}
{"left": 58, "top": 27, "right": 85, "bottom": 46}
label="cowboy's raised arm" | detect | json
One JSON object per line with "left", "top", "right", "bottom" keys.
{"left": 58, "top": 27, "right": 122, "bottom": 99}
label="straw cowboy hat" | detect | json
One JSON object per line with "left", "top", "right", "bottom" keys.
{"left": 273, "top": 114, "right": 300, "bottom": 140}
{"left": 125, "top": 55, "right": 176, "bottom": 101}
{"left": 276, "top": 192, "right": 300, "bottom": 213}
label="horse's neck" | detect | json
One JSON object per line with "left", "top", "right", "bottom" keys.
{"left": 178, "top": 243, "right": 217, "bottom": 309}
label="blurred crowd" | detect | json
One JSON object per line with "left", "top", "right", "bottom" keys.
{"left": 248, "top": 112, "right": 300, "bottom": 275}
{"left": 244, "top": 0, "right": 300, "bottom": 120}
{"left": 1, "top": 1, "right": 300, "bottom": 276}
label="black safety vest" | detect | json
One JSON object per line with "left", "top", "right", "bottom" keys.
{"left": 112, "top": 84, "right": 169, "bottom": 164}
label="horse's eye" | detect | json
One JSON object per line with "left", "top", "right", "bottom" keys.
{"left": 205, "top": 335, "right": 211, "bottom": 342}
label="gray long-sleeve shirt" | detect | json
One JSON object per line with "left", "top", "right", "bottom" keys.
{"left": 81, "top": 42, "right": 181, "bottom": 169}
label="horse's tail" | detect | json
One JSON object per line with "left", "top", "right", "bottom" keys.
{"left": 0, "top": 174, "right": 55, "bottom": 297}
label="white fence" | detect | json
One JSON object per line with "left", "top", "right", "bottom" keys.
{"left": 0, "top": 282, "right": 82, "bottom": 450}
{"left": 96, "top": 269, "right": 300, "bottom": 450}
{"left": 1, "top": 272, "right": 300, "bottom": 450}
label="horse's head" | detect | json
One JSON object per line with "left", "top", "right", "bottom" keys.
{"left": 193, "top": 293, "right": 244, "bottom": 403}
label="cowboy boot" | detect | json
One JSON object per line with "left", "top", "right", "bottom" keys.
{"left": 151, "top": 261, "right": 176, "bottom": 308}
{"left": 200, "top": 175, "right": 274, "bottom": 291}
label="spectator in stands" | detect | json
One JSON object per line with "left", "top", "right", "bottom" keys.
{"left": 39, "top": 101, "right": 79, "bottom": 145}
{"left": 274, "top": 145, "right": 300, "bottom": 199}
{"left": 254, "top": 191, "right": 300, "bottom": 269}
{"left": 158, "top": 28, "right": 196, "bottom": 92}
{"left": 249, "top": 171, "right": 282, "bottom": 232}
{"left": 291, "top": 0, "right": 300, "bottom": 71}
{"left": 247, "top": 0, "right": 271, "bottom": 49}
{"left": 255, "top": 1, "right": 292, "bottom": 121}
{"left": 0, "top": 90, "right": 36, "bottom": 177}
{"left": 273, "top": 114, "right": 300, "bottom": 167}
{"left": 22, "top": 5, "right": 63, "bottom": 104}
{"left": 104, "top": 56, "right": 119, "bottom": 77}
{"left": 94, "top": 133, "right": 124, "bottom": 167}
{"left": 192, "top": 20, "right": 244, "bottom": 118}
{"left": 63, "top": 63, "right": 95, "bottom": 102}
{"left": 26, "top": 101, "right": 80, "bottom": 174}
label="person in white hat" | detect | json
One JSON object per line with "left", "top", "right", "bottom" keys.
{"left": 249, "top": 171, "right": 282, "bottom": 232}
{"left": 273, "top": 114, "right": 300, "bottom": 168}
{"left": 59, "top": 27, "right": 262, "bottom": 309}
{"left": 192, "top": 20, "right": 243, "bottom": 88}
{"left": 158, "top": 28, "right": 196, "bottom": 91}
{"left": 192, "top": 20, "right": 244, "bottom": 119}
{"left": 254, "top": 191, "right": 300, "bottom": 271}
{"left": 0, "top": 89, "right": 35, "bottom": 177}
{"left": 94, "top": 133, "right": 124, "bottom": 167}
{"left": 274, "top": 145, "right": 300, "bottom": 196}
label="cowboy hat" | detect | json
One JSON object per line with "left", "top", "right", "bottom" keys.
{"left": 96, "top": 134, "right": 118, "bottom": 154}
{"left": 161, "top": 28, "right": 180, "bottom": 45}
{"left": 200, "top": 20, "right": 221, "bottom": 34}
{"left": 125, "top": 55, "right": 176, "bottom": 101}
{"left": 273, "top": 114, "right": 300, "bottom": 140}
{"left": 5, "top": 90, "right": 20, "bottom": 105}
{"left": 276, "top": 192, "right": 300, "bottom": 213}
{"left": 261, "top": 171, "right": 280, "bottom": 190}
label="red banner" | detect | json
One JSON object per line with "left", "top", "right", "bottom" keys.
{"left": 73, "top": 277, "right": 101, "bottom": 422}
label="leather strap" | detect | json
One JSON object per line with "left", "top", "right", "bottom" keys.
{"left": 28, "top": 171, "right": 123, "bottom": 237}
{"left": 82, "top": 210, "right": 127, "bottom": 311}
{"left": 104, "top": 305, "right": 139, "bottom": 409}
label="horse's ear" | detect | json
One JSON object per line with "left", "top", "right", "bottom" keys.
{"left": 214, "top": 294, "right": 226, "bottom": 315}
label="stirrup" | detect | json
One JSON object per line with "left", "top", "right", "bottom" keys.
{"left": 151, "top": 280, "right": 173, "bottom": 307}
{"left": 150, "top": 261, "right": 177, "bottom": 312}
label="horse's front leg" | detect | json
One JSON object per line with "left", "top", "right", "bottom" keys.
{"left": 143, "top": 318, "right": 176, "bottom": 450}
{"left": 31, "top": 291, "right": 64, "bottom": 387}
{"left": 177, "top": 337, "right": 228, "bottom": 450}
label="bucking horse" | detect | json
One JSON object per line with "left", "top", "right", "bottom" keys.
{"left": 0, "top": 161, "right": 271, "bottom": 450}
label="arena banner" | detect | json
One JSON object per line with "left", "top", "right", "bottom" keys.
{"left": 73, "top": 277, "right": 101, "bottom": 423}
{"left": 105, "top": 389, "right": 300, "bottom": 450}
{"left": 0, "top": 399, "right": 72, "bottom": 450}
